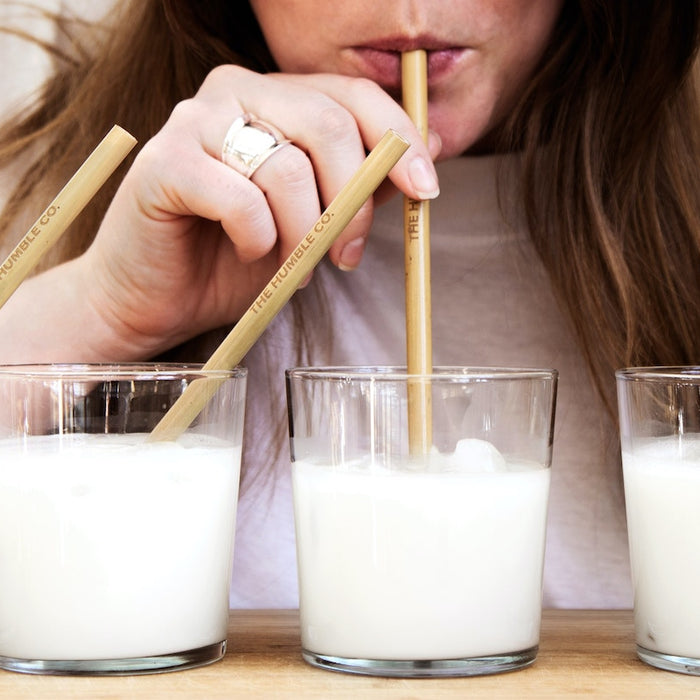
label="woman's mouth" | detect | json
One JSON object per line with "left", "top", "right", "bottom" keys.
{"left": 349, "top": 39, "right": 467, "bottom": 92}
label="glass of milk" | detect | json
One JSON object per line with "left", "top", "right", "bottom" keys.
{"left": 0, "top": 363, "right": 246, "bottom": 675}
{"left": 286, "top": 366, "right": 557, "bottom": 677}
{"left": 617, "top": 366, "right": 700, "bottom": 675}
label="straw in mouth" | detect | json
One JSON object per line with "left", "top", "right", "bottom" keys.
{"left": 402, "top": 49, "right": 434, "bottom": 456}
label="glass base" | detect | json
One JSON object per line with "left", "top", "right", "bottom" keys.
{"left": 637, "top": 645, "right": 700, "bottom": 675}
{"left": 302, "top": 645, "right": 538, "bottom": 678}
{"left": 0, "top": 641, "right": 226, "bottom": 676}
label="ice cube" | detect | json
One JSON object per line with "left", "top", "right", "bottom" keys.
{"left": 445, "top": 438, "right": 507, "bottom": 473}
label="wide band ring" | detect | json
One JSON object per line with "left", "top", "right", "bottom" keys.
{"left": 221, "top": 113, "right": 290, "bottom": 178}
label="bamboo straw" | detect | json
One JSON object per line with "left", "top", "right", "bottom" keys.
{"left": 0, "top": 125, "right": 137, "bottom": 309}
{"left": 149, "top": 128, "right": 410, "bottom": 442}
{"left": 402, "top": 50, "right": 433, "bottom": 456}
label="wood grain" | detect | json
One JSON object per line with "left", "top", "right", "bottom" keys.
{"left": 2, "top": 610, "right": 698, "bottom": 699}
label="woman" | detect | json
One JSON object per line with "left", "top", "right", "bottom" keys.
{"left": 0, "top": 1, "right": 699, "bottom": 608}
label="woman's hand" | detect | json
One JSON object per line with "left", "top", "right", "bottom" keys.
{"left": 5, "top": 65, "right": 440, "bottom": 363}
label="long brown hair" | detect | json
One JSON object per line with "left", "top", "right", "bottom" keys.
{"left": 506, "top": 0, "right": 700, "bottom": 411}
{"left": 0, "top": 0, "right": 273, "bottom": 265}
{"left": 1, "top": 0, "right": 700, "bottom": 416}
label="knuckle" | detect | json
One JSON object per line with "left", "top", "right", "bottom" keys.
{"left": 311, "top": 103, "right": 358, "bottom": 145}
{"left": 167, "top": 97, "right": 205, "bottom": 128}
{"left": 261, "top": 146, "right": 314, "bottom": 189}
{"left": 203, "top": 63, "right": 249, "bottom": 89}
{"left": 135, "top": 134, "right": 180, "bottom": 175}
{"left": 226, "top": 192, "right": 276, "bottom": 258}
{"left": 338, "top": 74, "right": 393, "bottom": 108}
{"left": 347, "top": 75, "right": 385, "bottom": 97}
{"left": 233, "top": 185, "right": 269, "bottom": 225}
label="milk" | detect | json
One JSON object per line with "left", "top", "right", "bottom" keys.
{"left": 623, "top": 436, "right": 700, "bottom": 659}
{"left": 0, "top": 433, "right": 241, "bottom": 661}
{"left": 292, "top": 439, "right": 550, "bottom": 660}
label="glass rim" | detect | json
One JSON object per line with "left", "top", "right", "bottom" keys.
{"left": 616, "top": 366, "right": 700, "bottom": 383}
{"left": 286, "top": 365, "right": 558, "bottom": 382}
{"left": 0, "top": 362, "right": 247, "bottom": 380}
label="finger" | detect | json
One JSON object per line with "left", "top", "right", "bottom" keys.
{"left": 184, "top": 67, "right": 330, "bottom": 265}
{"left": 223, "top": 71, "right": 374, "bottom": 268}
{"left": 374, "top": 128, "right": 442, "bottom": 206}
{"left": 245, "top": 73, "right": 439, "bottom": 268}
{"left": 193, "top": 67, "right": 438, "bottom": 269}
{"left": 134, "top": 118, "right": 279, "bottom": 263}
{"left": 278, "top": 73, "right": 440, "bottom": 201}
{"left": 249, "top": 142, "right": 323, "bottom": 267}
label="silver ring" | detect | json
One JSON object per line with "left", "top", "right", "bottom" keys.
{"left": 221, "top": 113, "right": 290, "bottom": 178}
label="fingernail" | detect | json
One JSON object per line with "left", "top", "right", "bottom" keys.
{"left": 408, "top": 157, "right": 440, "bottom": 200}
{"left": 338, "top": 238, "right": 365, "bottom": 271}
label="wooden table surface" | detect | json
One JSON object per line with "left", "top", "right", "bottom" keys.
{"left": 1, "top": 609, "right": 698, "bottom": 698}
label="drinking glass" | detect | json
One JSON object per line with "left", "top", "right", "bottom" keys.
{"left": 617, "top": 366, "right": 700, "bottom": 675}
{"left": 0, "top": 363, "right": 246, "bottom": 675}
{"left": 287, "top": 366, "right": 557, "bottom": 677}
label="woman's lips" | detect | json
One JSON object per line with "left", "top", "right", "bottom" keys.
{"left": 350, "top": 45, "right": 467, "bottom": 91}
